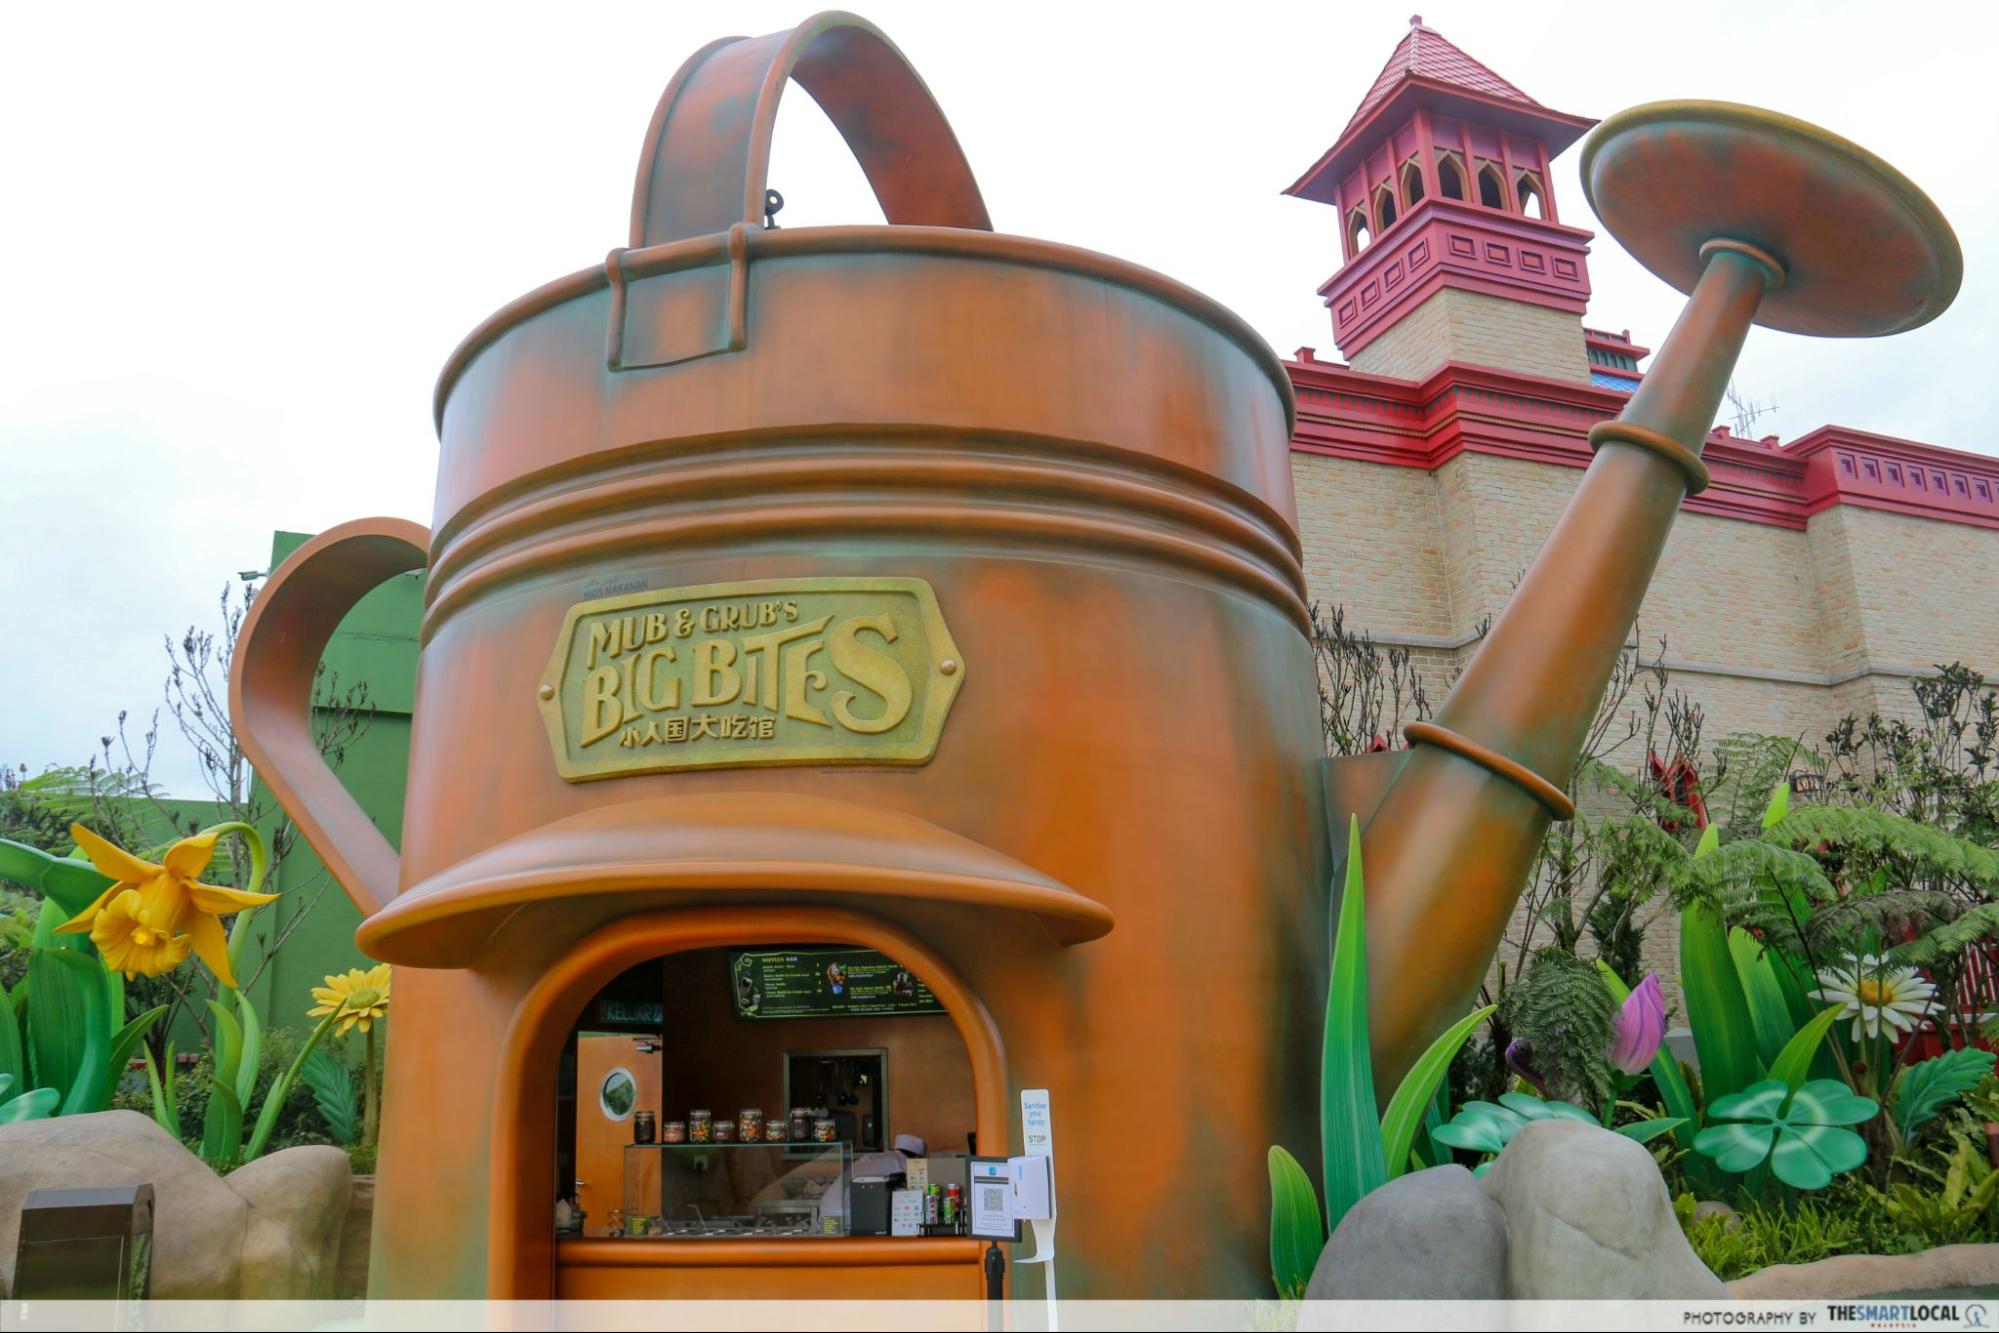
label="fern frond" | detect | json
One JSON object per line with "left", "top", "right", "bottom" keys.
{"left": 1894, "top": 904, "right": 1999, "bottom": 967}
{"left": 1767, "top": 807, "right": 1999, "bottom": 889}
{"left": 1500, "top": 947, "right": 1617, "bottom": 1112}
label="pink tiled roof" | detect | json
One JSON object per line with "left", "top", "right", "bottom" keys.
{"left": 1339, "top": 17, "right": 1542, "bottom": 144}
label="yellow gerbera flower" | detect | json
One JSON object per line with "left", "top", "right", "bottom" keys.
{"left": 90, "top": 888, "right": 193, "bottom": 979}
{"left": 309, "top": 964, "right": 392, "bottom": 1034}
{"left": 56, "top": 824, "right": 279, "bottom": 987}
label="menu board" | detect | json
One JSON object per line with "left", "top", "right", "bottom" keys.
{"left": 728, "top": 947, "right": 945, "bottom": 1020}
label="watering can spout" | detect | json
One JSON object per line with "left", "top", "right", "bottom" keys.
{"left": 1348, "top": 247, "right": 1763, "bottom": 1089}
{"left": 1348, "top": 99, "right": 1962, "bottom": 1091}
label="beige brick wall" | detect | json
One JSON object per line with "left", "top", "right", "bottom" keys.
{"left": 1290, "top": 445, "right": 1999, "bottom": 1025}
{"left": 1290, "top": 452, "right": 1453, "bottom": 637}
{"left": 1346, "top": 288, "right": 1592, "bottom": 384}
{"left": 1808, "top": 505, "right": 1999, "bottom": 674}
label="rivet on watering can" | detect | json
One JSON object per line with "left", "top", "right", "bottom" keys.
{"left": 538, "top": 684, "right": 555, "bottom": 700}
{"left": 939, "top": 659, "right": 958, "bottom": 675}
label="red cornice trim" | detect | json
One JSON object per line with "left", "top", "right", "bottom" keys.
{"left": 1286, "top": 360, "right": 1998, "bottom": 533}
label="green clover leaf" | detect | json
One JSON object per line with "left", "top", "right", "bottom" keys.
{"left": 1692, "top": 1078, "right": 1878, "bottom": 1189}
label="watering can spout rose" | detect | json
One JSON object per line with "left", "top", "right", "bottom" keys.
{"left": 218, "top": 8, "right": 1960, "bottom": 1299}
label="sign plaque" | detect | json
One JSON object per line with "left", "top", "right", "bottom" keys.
{"left": 538, "top": 576, "right": 965, "bottom": 781}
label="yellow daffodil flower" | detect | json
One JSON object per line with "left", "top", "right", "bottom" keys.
{"left": 90, "top": 888, "right": 193, "bottom": 979}
{"left": 56, "top": 824, "right": 278, "bottom": 987}
{"left": 309, "top": 964, "right": 392, "bottom": 1034}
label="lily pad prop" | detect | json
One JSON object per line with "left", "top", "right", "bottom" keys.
{"left": 1431, "top": 1092, "right": 1681, "bottom": 1173}
{"left": 1692, "top": 1078, "right": 1878, "bottom": 1189}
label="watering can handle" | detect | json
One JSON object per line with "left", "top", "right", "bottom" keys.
{"left": 629, "top": 10, "right": 992, "bottom": 248}
{"left": 228, "top": 518, "right": 430, "bottom": 919}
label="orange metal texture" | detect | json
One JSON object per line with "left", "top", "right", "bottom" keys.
{"left": 356, "top": 791, "right": 1114, "bottom": 963}
{"left": 230, "top": 518, "right": 429, "bottom": 918}
{"left": 628, "top": 13, "right": 990, "bottom": 248}
{"left": 1581, "top": 101, "right": 1961, "bottom": 337}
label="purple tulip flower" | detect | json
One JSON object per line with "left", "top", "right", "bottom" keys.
{"left": 1504, "top": 1038, "right": 1551, "bottom": 1098}
{"left": 1608, "top": 973, "right": 1667, "bottom": 1075}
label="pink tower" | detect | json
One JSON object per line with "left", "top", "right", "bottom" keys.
{"left": 1287, "top": 16, "right": 1601, "bottom": 383}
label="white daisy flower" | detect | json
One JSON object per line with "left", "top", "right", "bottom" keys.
{"left": 1812, "top": 954, "right": 1937, "bottom": 1041}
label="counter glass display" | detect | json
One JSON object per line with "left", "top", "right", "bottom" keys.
{"left": 619, "top": 1142, "right": 851, "bottom": 1239}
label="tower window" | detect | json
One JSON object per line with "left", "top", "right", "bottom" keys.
{"left": 1477, "top": 163, "right": 1505, "bottom": 210}
{"left": 1347, "top": 209, "right": 1371, "bottom": 254}
{"left": 1401, "top": 160, "right": 1425, "bottom": 208}
{"left": 1516, "top": 172, "right": 1547, "bottom": 219}
{"left": 1436, "top": 153, "right": 1466, "bottom": 202}
{"left": 1374, "top": 186, "right": 1397, "bottom": 232}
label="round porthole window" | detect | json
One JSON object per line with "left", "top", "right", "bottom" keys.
{"left": 599, "top": 1067, "right": 638, "bottom": 1120}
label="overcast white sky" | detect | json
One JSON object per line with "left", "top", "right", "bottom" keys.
{"left": 4, "top": 0, "right": 1995, "bottom": 795}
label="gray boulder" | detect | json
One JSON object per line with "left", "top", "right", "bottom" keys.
{"left": 229, "top": 1146, "right": 354, "bottom": 1298}
{"left": 1729, "top": 1243, "right": 1999, "bottom": 1299}
{"left": 0, "top": 1110, "right": 351, "bottom": 1299}
{"left": 1479, "top": 1119, "right": 1728, "bottom": 1299}
{"left": 1305, "top": 1164, "right": 1507, "bottom": 1300}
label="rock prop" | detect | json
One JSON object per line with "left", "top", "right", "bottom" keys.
{"left": 1479, "top": 1119, "right": 1729, "bottom": 1299}
{"left": 1305, "top": 1165, "right": 1507, "bottom": 1300}
{"left": 1729, "top": 1244, "right": 1999, "bottom": 1300}
{"left": 0, "top": 1110, "right": 352, "bottom": 1299}
{"left": 1304, "top": 1120, "right": 1730, "bottom": 1303}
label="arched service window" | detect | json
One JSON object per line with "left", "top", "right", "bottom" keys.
{"left": 1347, "top": 209, "right": 1372, "bottom": 254}
{"left": 1437, "top": 153, "right": 1466, "bottom": 201}
{"left": 1477, "top": 162, "right": 1506, "bottom": 210}
{"left": 1516, "top": 172, "right": 1547, "bottom": 219}
{"left": 1374, "top": 186, "right": 1398, "bottom": 232}
{"left": 1401, "top": 160, "right": 1425, "bottom": 208}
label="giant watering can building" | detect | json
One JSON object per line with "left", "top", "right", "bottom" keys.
{"left": 229, "top": 11, "right": 1959, "bottom": 1299}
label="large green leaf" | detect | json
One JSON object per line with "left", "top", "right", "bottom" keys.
{"left": 206, "top": 1000, "right": 243, "bottom": 1097}
{"left": 1380, "top": 1004, "right": 1495, "bottom": 1180}
{"left": 1320, "top": 815, "right": 1386, "bottom": 1230}
{"left": 1431, "top": 1101, "right": 1526, "bottom": 1154}
{"left": 1892, "top": 1048, "right": 1998, "bottom": 1135}
{"left": 1680, "top": 882, "right": 1763, "bottom": 1102}
{"left": 0, "top": 983, "right": 25, "bottom": 1106}
{"left": 1267, "top": 1145, "right": 1323, "bottom": 1299}
{"left": 1767, "top": 1004, "right": 1845, "bottom": 1092}
{"left": 29, "top": 947, "right": 111, "bottom": 1114}
{"left": 301, "top": 1046, "right": 358, "bottom": 1146}
{"left": 200, "top": 1083, "right": 244, "bottom": 1167}
{"left": 1729, "top": 928, "right": 1796, "bottom": 1069}
{"left": 242, "top": 1006, "right": 341, "bottom": 1164}
{"left": 232, "top": 991, "right": 263, "bottom": 1111}
{"left": 202, "top": 1001, "right": 247, "bottom": 1164}
{"left": 0, "top": 1086, "right": 59, "bottom": 1123}
{"left": 143, "top": 1047, "right": 179, "bottom": 1137}
{"left": 0, "top": 837, "right": 114, "bottom": 918}
{"left": 91, "top": 1006, "right": 169, "bottom": 1115}
{"left": 1764, "top": 948, "right": 1843, "bottom": 1082}
{"left": 1615, "top": 1117, "right": 1689, "bottom": 1145}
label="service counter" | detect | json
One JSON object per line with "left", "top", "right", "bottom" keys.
{"left": 553, "top": 1235, "right": 988, "bottom": 1299}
